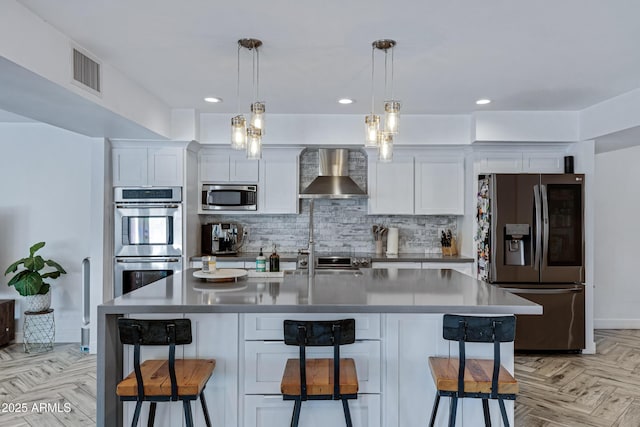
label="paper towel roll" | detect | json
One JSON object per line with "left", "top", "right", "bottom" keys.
{"left": 386, "top": 227, "right": 399, "bottom": 255}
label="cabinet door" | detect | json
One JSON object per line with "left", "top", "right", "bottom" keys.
{"left": 230, "top": 154, "right": 259, "bottom": 182}
{"left": 244, "top": 394, "right": 380, "bottom": 427}
{"left": 113, "top": 147, "right": 148, "bottom": 186}
{"left": 475, "top": 152, "right": 523, "bottom": 173}
{"left": 244, "top": 340, "right": 381, "bottom": 394}
{"left": 368, "top": 157, "right": 414, "bottom": 214}
{"left": 200, "top": 153, "right": 230, "bottom": 182}
{"left": 148, "top": 147, "right": 183, "bottom": 186}
{"left": 522, "top": 151, "right": 564, "bottom": 173}
{"left": 415, "top": 156, "right": 464, "bottom": 215}
{"left": 260, "top": 153, "right": 299, "bottom": 214}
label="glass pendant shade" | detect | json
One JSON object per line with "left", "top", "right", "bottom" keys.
{"left": 250, "top": 102, "right": 265, "bottom": 133}
{"left": 231, "top": 115, "right": 247, "bottom": 150}
{"left": 365, "top": 114, "right": 380, "bottom": 146}
{"left": 377, "top": 132, "right": 394, "bottom": 162}
{"left": 384, "top": 101, "right": 401, "bottom": 134}
{"left": 246, "top": 126, "right": 262, "bottom": 160}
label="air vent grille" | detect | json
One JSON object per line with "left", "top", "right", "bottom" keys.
{"left": 73, "top": 48, "right": 101, "bottom": 93}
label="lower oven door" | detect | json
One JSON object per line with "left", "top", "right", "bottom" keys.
{"left": 114, "top": 257, "right": 183, "bottom": 298}
{"left": 502, "top": 284, "right": 585, "bottom": 352}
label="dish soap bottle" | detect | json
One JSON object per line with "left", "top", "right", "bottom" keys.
{"left": 269, "top": 244, "right": 280, "bottom": 272}
{"left": 256, "top": 248, "right": 266, "bottom": 272}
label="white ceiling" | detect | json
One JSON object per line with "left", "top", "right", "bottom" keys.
{"left": 16, "top": 0, "right": 640, "bottom": 116}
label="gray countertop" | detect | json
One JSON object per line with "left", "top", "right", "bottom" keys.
{"left": 191, "top": 252, "right": 475, "bottom": 263}
{"left": 99, "top": 268, "right": 540, "bottom": 315}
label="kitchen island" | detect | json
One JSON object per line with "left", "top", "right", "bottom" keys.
{"left": 98, "top": 268, "right": 540, "bottom": 427}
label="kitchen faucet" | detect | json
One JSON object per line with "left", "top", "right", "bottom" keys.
{"left": 298, "top": 199, "right": 315, "bottom": 276}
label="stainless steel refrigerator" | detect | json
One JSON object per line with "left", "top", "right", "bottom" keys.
{"left": 477, "top": 174, "right": 585, "bottom": 351}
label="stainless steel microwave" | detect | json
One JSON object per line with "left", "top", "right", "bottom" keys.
{"left": 201, "top": 184, "right": 257, "bottom": 211}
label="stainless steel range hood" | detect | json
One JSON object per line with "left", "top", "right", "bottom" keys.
{"left": 299, "top": 149, "right": 367, "bottom": 199}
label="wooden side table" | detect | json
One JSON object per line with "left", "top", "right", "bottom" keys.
{"left": 23, "top": 309, "right": 55, "bottom": 353}
{"left": 0, "top": 299, "right": 15, "bottom": 346}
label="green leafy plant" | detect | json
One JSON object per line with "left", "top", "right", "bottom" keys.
{"left": 4, "top": 242, "right": 67, "bottom": 296}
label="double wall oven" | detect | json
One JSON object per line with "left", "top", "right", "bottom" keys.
{"left": 114, "top": 187, "right": 183, "bottom": 297}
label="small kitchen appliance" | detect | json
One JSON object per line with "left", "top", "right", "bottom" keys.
{"left": 201, "top": 223, "right": 245, "bottom": 255}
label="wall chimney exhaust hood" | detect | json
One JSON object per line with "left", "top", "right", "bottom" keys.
{"left": 299, "top": 148, "right": 368, "bottom": 199}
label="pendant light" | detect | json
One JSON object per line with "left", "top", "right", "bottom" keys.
{"left": 365, "top": 39, "right": 400, "bottom": 161}
{"left": 230, "top": 38, "right": 265, "bottom": 159}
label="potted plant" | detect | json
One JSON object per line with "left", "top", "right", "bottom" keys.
{"left": 4, "top": 242, "right": 66, "bottom": 312}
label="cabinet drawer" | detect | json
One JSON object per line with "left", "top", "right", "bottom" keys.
{"left": 244, "top": 340, "right": 381, "bottom": 394}
{"left": 243, "top": 313, "right": 381, "bottom": 340}
{"left": 244, "top": 394, "right": 380, "bottom": 427}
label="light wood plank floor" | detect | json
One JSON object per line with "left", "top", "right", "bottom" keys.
{"left": 0, "top": 330, "right": 639, "bottom": 426}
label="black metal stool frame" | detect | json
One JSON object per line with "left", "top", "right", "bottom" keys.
{"left": 117, "top": 318, "right": 213, "bottom": 427}
{"left": 282, "top": 318, "right": 358, "bottom": 427}
{"left": 429, "top": 315, "right": 517, "bottom": 427}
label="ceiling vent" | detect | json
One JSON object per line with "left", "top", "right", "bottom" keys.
{"left": 72, "top": 48, "right": 101, "bottom": 94}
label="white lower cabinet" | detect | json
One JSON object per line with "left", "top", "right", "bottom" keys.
{"left": 244, "top": 394, "right": 380, "bottom": 427}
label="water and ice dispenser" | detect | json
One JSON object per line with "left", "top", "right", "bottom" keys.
{"left": 504, "top": 224, "right": 530, "bottom": 266}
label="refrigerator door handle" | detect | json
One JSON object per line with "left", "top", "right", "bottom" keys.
{"left": 533, "top": 185, "right": 542, "bottom": 270}
{"left": 541, "top": 184, "right": 549, "bottom": 268}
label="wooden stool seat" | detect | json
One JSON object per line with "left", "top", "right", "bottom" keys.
{"left": 281, "top": 358, "right": 358, "bottom": 396}
{"left": 281, "top": 319, "right": 358, "bottom": 427}
{"left": 117, "top": 359, "right": 216, "bottom": 397}
{"left": 428, "top": 357, "right": 518, "bottom": 395}
{"left": 116, "top": 318, "right": 214, "bottom": 427}
{"left": 428, "top": 315, "right": 518, "bottom": 427}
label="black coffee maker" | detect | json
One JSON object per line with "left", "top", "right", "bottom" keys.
{"left": 201, "top": 223, "right": 242, "bottom": 255}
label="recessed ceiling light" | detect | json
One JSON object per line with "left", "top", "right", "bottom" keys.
{"left": 338, "top": 98, "right": 354, "bottom": 105}
{"left": 204, "top": 97, "right": 223, "bottom": 103}
{"left": 476, "top": 98, "right": 491, "bottom": 105}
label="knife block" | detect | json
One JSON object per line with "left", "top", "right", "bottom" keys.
{"left": 441, "top": 238, "right": 458, "bottom": 256}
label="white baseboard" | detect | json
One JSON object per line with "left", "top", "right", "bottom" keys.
{"left": 594, "top": 319, "right": 640, "bottom": 329}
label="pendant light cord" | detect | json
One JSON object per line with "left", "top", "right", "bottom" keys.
{"left": 384, "top": 48, "right": 389, "bottom": 101}
{"left": 256, "top": 47, "right": 260, "bottom": 101}
{"left": 370, "top": 45, "right": 375, "bottom": 115}
{"left": 391, "top": 45, "right": 394, "bottom": 100}
{"left": 236, "top": 43, "right": 241, "bottom": 114}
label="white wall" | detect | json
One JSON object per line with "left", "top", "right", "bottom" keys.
{"left": 0, "top": 123, "right": 101, "bottom": 342}
{"left": 594, "top": 144, "right": 640, "bottom": 328}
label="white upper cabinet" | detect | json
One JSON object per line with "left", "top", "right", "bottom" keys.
{"left": 367, "top": 150, "right": 465, "bottom": 215}
{"left": 522, "top": 151, "right": 565, "bottom": 173}
{"left": 415, "top": 155, "right": 465, "bottom": 215}
{"left": 259, "top": 149, "right": 300, "bottom": 214}
{"left": 475, "top": 148, "right": 566, "bottom": 174}
{"left": 368, "top": 155, "right": 414, "bottom": 215}
{"left": 200, "top": 149, "right": 259, "bottom": 183}
{"left": 113, "top": 146, "right": 183, "bottom": 187}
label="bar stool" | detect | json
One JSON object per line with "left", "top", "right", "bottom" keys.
{"left": 116, "top": 318, "right": 215, "bottom": 427}
{"left": 280, "top": 319, "right": 359, "bottom": 427}
{"left": 428, "top": 314, "right": 518, "bottom": 427}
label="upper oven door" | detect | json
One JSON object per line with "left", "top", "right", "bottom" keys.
{"left": 114, "top": 204, "right": 183, "bottom": 257}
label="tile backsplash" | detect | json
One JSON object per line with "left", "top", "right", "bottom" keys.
{"left": 202, "top": 199, "right": 456, "bottom": 254}
{"left": 201, "top": 148, "right": 457, "bottom": 254}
